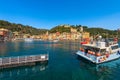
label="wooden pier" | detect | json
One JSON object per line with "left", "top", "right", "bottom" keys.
{"left": 0, "top": 54, "right": 48, "bottom": 68}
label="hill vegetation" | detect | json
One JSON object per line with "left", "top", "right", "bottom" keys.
{"left": 0, "top": 20, "right": 119, "bottom": 38}
{"left": 0, "top": 20, "right": 48, "bottom": 35}
{"left": 49, "top": 25, "right": 120, "bottom": 38}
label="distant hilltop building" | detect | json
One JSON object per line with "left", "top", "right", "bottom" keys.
{"left": 80, "top": 27, "right": 83, "bottom": 32}
{"left": 64, "top": 24, "right": 70, "bottom": 28}
{"left": 70, "top": 27, "right": 77, "bottom": 33}
{"left": 59, "top": 24, "right": 70, "bottom": 28}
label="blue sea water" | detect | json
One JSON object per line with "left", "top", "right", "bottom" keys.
{"left": 0, "top": 40, "right": 120, "bottom": 80}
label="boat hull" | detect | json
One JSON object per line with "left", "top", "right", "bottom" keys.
{"left": 76, "top": 51, "right": 120, "bottom": 64}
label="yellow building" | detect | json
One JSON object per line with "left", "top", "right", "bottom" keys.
{"left": 71, "top": 28, "right": 77, "bottom": 33}
{"left": 82, "top": 32, "right": 90, "bottom": 39}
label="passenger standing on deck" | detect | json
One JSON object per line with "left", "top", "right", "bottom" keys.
{"left": 117, "top": 50, "right": 120, "bottom": 55}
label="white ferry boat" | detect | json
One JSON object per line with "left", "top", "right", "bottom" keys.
{"left": 76, "top": 38, "right": 120, "bottom": 64}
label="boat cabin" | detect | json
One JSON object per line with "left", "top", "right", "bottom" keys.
{"left": 80, "top": 41, "right": 120, "bottom": 57}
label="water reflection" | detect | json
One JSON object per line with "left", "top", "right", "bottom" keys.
{"left": 0, "top": 41, "right": 49, "bottom": 57}
{"left": 46, "top": 41, "right": 80, "bottom": 52}
{"left": 0, "top": 41, "right": 25, "bottom": 57}
{"left": 77, "top": 56, "right": 120, "bottom": 80}
{"left": 0, "top": 41, "right": 79, "bottom": 57}
{"left": 0, "top": 61, "right": 48, "bottom": 80}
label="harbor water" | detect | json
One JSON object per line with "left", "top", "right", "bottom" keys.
{"left": 0, "top": 40, "right": 120, "bottom": 80}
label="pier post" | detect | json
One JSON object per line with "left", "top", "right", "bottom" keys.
{"left": 18, "top": 56, "right": 19, "bottom": 64}
{"left": 25, "top": 56, "right": 27, "bottom": 63}
{"left": 0, "top": 58, "right": 2, "bottom": 65}
{"left": 9, "top": 57, "right": 11, "bottom": 64}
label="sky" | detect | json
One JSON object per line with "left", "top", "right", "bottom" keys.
{"left": 0, "top": 0, "right": 120, "bottom": 30}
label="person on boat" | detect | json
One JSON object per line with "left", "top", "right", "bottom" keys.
{"left": 105, "top": 38, "right": 109, "bottom": 47}
{"left": 117, "top": 50, "right": 120, "bottom": 55}
{"left": 90, "top": 36, "right": 94, "bottom": 44}
{"left": 84, "top": 47, "right": 88, "bottom": 55}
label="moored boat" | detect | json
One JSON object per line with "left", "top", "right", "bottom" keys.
{"left": 53, "top": 39, "right": 59, "bottom": 42}
{"left": 24, "top": 38, "right": 33, "bottom": 42}
{"left": 49, "top": 39, "right": 59, "bottom": 43}
{"left": 76, "top": 37, "right": 120, "bottom": 64}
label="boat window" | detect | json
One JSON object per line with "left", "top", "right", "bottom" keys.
{"left": 111, "top": 45, "right": 119, "bottom": 50}
{"left": 84, "top": 46, "right": 100, "bottom": 52}
{"left": 93, "top": 48, "right": 100, "bottom": 53}
{"left": 100, "top": 49, "right": 106, "bottom": 55}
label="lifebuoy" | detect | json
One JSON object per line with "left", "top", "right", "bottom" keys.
{"left": 96, "top": 53, "right": 101, "bottom": 57}
{"left": 92, "top": 52, "right": 95, "bottom": 55}
{"left": 90, "top": 51, "right": 92, "bottom": 54}
{"left": 99, "top": 56, "right": 107, "bottom": 62}
{"left": 80, "top": 48, "right": 82, "bottom": 51}
{"left": 88, "top": 50, "right": 91, "bottom": 54}
{"left": 80, "top": 48, "right": 84, "bottom": 52}
{"left": 103, "top": 56, "right": 106, "bottom": 60}
{"left": 106, "top": 53, "right": 109, "bottom": 58}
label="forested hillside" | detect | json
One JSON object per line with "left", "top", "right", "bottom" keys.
{"left": 0, "top": 20, "right": 119, "bottom": 38}
{"left": 49, "top": 25, "right": 120, "bottom": 38}
{"left": 0, "top": 20, "right": 48, "bottom": 35}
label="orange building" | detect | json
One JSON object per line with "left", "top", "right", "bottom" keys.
{"left": 0, "top": 28, "right": 12, "bottom": 41}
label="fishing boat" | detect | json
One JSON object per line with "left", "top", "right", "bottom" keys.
{"left": 76, "top": 37, "right": 120, "bottom": 64}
